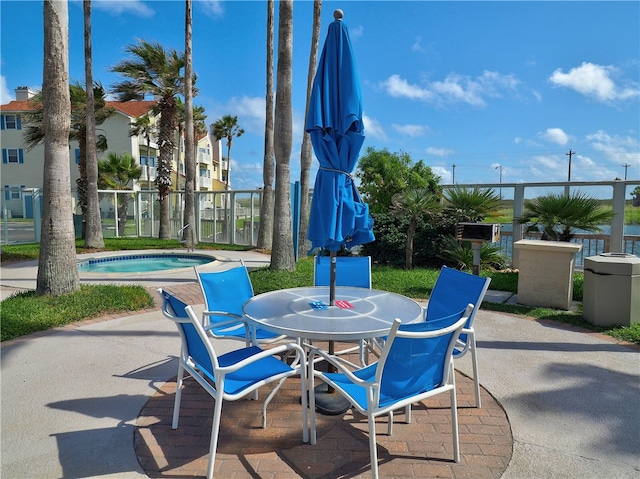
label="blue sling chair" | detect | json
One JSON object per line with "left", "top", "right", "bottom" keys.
{"left": 158, "top": 288, "right": 308, "bottom": 479}
{"left": 194, "top": 260, "right": 286, "bottom": 346}
{"left": 308, "top": 305, "right": 471, "bottom": 479}
{"left": 313, "top": 255, "right": 373, "bottom": 365}
{"left": 424, "top": 266, "right": 491, "bottom": 408}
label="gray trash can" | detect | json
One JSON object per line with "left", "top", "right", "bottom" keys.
{"left": 583, "top": 253, "right": 640, "bottom": 327}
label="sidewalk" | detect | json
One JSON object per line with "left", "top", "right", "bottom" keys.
{"left": 1, "top": 253, "right": 639, "bottom": 478}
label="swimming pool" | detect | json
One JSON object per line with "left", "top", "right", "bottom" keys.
{"left": 78, "top": 253, "right": 215, "bottom": 273}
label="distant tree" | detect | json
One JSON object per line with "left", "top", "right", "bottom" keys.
{"left": 211, "top": 115, "right": 244, "bottom": 190}
{"left": 271, "top": 0, "right": 295, "bottom": 271}
{"left": 98, "top": 153, "right": 142, "bottom": 235}
{"left": 518, "top": 191, "right": 615, "bottom": 241}
{"left": 298, "top": 0, "right": 322, "bottom": 259}
{"left": 111, "top": 39, "right": 186, "bottom": 239}
{"left": 356, "top": 147, "right": 440, "bottom": 213}
{"left": 257, "top": 0, "right": 275, "bottom": 250}
{"left": 37, "top": 0, "right": 80, "bottom": 296}
{"left": 632, "top": 186, "right": 640, "bottom": 207}
{"left": 391, "top": 188, "right": 441, "bottom": 269}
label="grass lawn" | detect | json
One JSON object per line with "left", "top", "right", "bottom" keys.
{"left": 1, "top": 240, "right": 638, "bottom": 344}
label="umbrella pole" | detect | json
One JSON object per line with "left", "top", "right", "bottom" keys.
{"left": 314, "top": 250, "right": 351, "bottom": 415}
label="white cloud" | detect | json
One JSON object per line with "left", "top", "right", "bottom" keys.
{"left": 426, "top": 146, "right": 454, "bottom": 157}
{"left": 216, "top": 96, "right": 265, "bottom": 135}
{"left": 431, "top": 165, "right": 451, "bottom": 183}
{"left": 380, "top": 70, "right": 520, "bottom": 107}
{"left": 541, "top": 127, "right": 571, "bottom": 146}
{"left": 0, "top": 76, "right": 13, "bottom": 104}
{"left": 586, "top": 130, "right": 640, "bottom": 167}
{"left": 391, "top": 123, "right": 428, "bottom": 137}
{"left": 92, "top": 0, "right": 154, "bottom": 17}
{"left": 380, "top": 74, "right": 433, "bottom": 101}
{"left": 549, "top": 62, "right": 640, "bottom": 103}
{"left": 199, "top": 0, "right": 224, "bottom": 19}
{"left": 349, "top": 25, "right": 364, "bottom": 40}
{"left": 412, "top": 36, "right": 424, "bottom": 53}
{"left": 362, "top": 113, "right": 387, "bottom": 141}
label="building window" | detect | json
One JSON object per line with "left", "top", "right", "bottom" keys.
{"left": 2, "top": 148, "right": 24, "bottom": 164}
{"left": 4, "top": 185, "right": 23, "bottom": 200}
{"left": 75, "top": 149, "right": 80, "bottom": 164}
{"left": 1, "top": 114, "right": 21, "bottom": 130}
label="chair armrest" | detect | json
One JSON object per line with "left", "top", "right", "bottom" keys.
{"left": 217, "top": 342, "right": 306, "bottom": 373}
{"left": 308, "top": 347, "right": 373, "bottom": 386}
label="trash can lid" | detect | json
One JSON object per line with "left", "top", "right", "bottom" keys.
{"left": 584, "top": 253, "right": 640, "bottom": 275}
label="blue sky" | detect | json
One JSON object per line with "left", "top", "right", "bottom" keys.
{"left": 2, "top": 1, "right": 639, "bottom": 191}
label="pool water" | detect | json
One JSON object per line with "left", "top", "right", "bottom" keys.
{"left": 78, "top": 253, "right": 214, "bottom": 273}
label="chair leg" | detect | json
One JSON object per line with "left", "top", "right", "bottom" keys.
{"left": 470, "top": 336, "right": 482, "bottom": 408}
{"left": 207, "top": 389, "right": 225, "bottom": 479}
{"left": 368, "top": 415, "right": 379, "bottom": 479}
{"left": 450, "top": 375, "right": 460, "bottom": 463}
{"left": 172, "top": 363, "right": 185, "bottom": 429}
{"left": 262, "top": 378, "right": 287, "bottom": 429}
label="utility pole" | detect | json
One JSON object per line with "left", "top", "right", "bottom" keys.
{"left": 495, "top": 164, "right": 503, "bottom": 199}
{"left": 623, "top": 163, "right": 630, "bottom": 180}
{"left": 565, "top": 149, "right": 575, "bottom": 196}
{"left": 452, "top": 164, "right": 456, "bottom": 184}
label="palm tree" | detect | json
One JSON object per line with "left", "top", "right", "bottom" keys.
{"left": 98, "top": 153, "right": 142, "bottom": 235}
{"left": 130, "top": 114, "right": 156, "bottom": 191}
{"left": 110, "top": 39, "right": 186, "bottom": 239}
{"left": 211, "top": 115, "right": 244, "bottom": 191}
{"left": 83, "top": 0, "right": 104, "bottom": 249}
{"left": 391, "top": 188, "right": 441, "bottom": 269}
{"left": 298, "top": 0, "right": 322, "bottom": 259}
{"left": 444, "top": 186, "right": 502, "bottom": 223}
{"left": 271, "top": 0, "right": 295, "bottom": 271}
{"left": 182, "top": 0, "right": 197, "bottom": 249}
{"left": 258, "top": 0, "right": 275, "bottom": 250}
{"left": 518, "top": 191, "right": 615, "bottom": 241}
{"left": 37, "top": 0, "right": 80, "bottom": 296}
{"left": 22, "top": 82, "right": 113, "bottom": 238}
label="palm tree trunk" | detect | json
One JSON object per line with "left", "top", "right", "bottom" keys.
{"left": 83, "top": 0, "right": 104, "bottom": 248}
{"left": 182, "top": 0, "right": 197, "bottom": 248}
{"left": 257, "top": 0, "right": 275, "bottom": 250}
{"left": 37, "top": 0, "right": 80, "bottom": 296}
{"left": 298, "top": 0, "right": 322, "bottom": 258}
{"left": 271, "top": 0, "right": 295, "bottom": 271}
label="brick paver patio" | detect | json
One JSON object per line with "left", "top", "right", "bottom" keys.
{"left": 136, "top": 284, "right": 512, "bottom": 479}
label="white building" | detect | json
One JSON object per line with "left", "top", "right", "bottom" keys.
{"left": 0, "top": 86, "right": 225, "bottom": 218}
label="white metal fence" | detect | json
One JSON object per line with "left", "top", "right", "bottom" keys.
{"left": 2, "top": 180, "right": 639, "bottom": 268}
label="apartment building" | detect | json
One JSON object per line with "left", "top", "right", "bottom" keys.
{"left": 1, "top": 86, "right": 224, "bottom": 218}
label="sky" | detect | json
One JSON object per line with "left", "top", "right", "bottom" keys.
{"left": 1, "top": 0, "right": 639, "bottom": 194}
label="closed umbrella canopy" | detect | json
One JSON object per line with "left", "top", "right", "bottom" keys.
{"left": 306, "top": 10, "right": 374, "bottom": 253}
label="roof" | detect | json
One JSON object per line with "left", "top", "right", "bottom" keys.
{"left": 0, "top": 99, "right": 157, "bottom": 118}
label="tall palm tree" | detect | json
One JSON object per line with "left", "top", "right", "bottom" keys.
{"left": 98, "top": 153, "right": 142, "bottom": 235}
{"left": 211, "top": 115, "right": 244, "bottom": 191}
{"left": 298, "top": 0, "right": 322, "bottom": 259}
{"left": 392, "top": 188, "right": 441, "bottom": 269}
{"left": 110, "top": 39, "right": 186, "bottom": 239}
{"left": 37, "top": 0, "right": 80, "bottom": 296}
{"left": 271, "top": 0, "right": 295, "bottom": 271}
{"left": 83, "top": 0, "right": 104, "bottom": 249}
{"left": 182, "top": 0, "right": 197, "bottom": 249}
{"left": 257, "top": 0, "right": 275, "bottom": 250}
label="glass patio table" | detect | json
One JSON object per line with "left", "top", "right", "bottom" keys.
{"left": 242, "top": 286, "right": 423, "bottom": 342}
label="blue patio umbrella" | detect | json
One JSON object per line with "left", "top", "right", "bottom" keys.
{"left": 306, "top": 9, "right": 374, "bottom": 305}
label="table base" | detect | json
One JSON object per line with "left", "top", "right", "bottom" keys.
{"left": 313, "top": 383, "right": 351, "bottom": 415}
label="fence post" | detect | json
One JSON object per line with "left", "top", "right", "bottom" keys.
{"left": 610, "top": 181, "right": 626, "bottom": 253}
{"left": 511, "top": 184, "right": 525, "bottom": 269}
